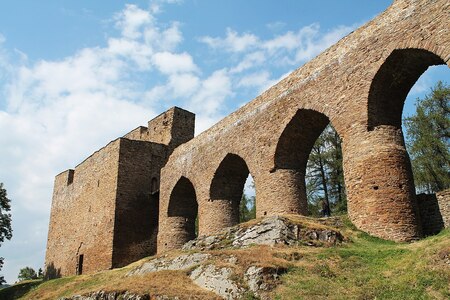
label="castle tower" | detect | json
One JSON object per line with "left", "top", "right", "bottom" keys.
{"left": 45, "top": 107, "right": 195, "bottom": 277}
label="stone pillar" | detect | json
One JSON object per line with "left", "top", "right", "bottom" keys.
{"left": 159, "top": 216, "right": 196, "bottom": 251}
{"left": 200, "top": 199, "right": 239, "bottom": 235}
{"left": 257, "top": 169, "right": 308, "bottom": 217}
{"left": 344, "top": 127, "right": 422, "bottom": 242}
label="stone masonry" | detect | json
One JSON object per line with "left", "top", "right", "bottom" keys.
{"left": 45, "top": 107, "right": 195, "bottom": 276}
{"left": 47, "top": 0, "right": 449, "bottom": 276}
{"left": 157, "top": 0, "right": 450, "bottom": 251}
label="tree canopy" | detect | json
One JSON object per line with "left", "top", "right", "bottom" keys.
{"left": 306, "top": 125, "right": 346, "bottom": 216}
{"left": 18, "top": 267, "right": 38, "bottom": 282}
{"left": 404, "top": 81, "right": 450, "bottom": 193}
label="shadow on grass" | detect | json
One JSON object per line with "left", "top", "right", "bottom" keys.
{"left": 0, "top": 279, "right": 44, "bottom": 300}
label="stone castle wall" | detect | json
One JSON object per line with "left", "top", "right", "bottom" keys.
{"left": 45, "top": 140, "right": 120, "bottom": 276}
{"left": 417, "top": 189, "right": 450, "bottom": 236}
{"left": 46, "top": 107, "right": 195, "bottom": 276}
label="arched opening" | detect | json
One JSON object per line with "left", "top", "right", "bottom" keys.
{"left": 274, "top": 109, "right": 342, "bottom": 216}
{"left": 167, "top": 176, "right": 198, "bottom": 246}
{"left": 209, "top": 153, "right": 254, "bottom": 231}
{"left": 368, "top": 48, "right": 445, "bottom": 130}
{"left": 352, "top": 48, "right": 449, "bottom": 240}
{"left": 306, "top": 124, "right": 345, "bottom": 217}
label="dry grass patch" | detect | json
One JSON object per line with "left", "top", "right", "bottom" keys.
{"left": 21, "top": 268, "right": 219, "bottom": 300}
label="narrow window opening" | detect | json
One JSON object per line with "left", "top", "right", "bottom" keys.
{"left": 77, "top": 254, "right": 84, "bottom": 275}
{"left": 67, "top": 169, "right": 74, "bottom": 185}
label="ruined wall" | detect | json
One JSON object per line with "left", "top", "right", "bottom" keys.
{"left": 158, "top": 0, "right": 450, "bottom": 252}
{"left": 123, "top": 107, "right": 195, "bottom": 152}
{"left": 436, "top": 189, "right": 450, "bottom": 229}
{"left": 417, "top": 189, "right": 450, "bottom": 235}
{"left": 112, "top": 139, "right": 166, "bottom": 268}
{"left": 46, "top": 106, "right": 195, "bottom": 276}
{"left": 45, "top": 140, "right": 120, "bottom": 276}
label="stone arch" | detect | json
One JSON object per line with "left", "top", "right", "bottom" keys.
{"left": 207, "top": 153, "right": 251, "bottom": 232}
{"left": 264, "top": 109, "right": 338, "bottom": 216}
{"left": 368, "top": 48, "right": 446, "bottom": 130}
{"left": 166, "top": 176, "right": 198, "bottom": 248}
{"left": 275, "top": 109, "right": 331, "bottom": 171}
{"left": 345, "top": 48, "right": 448, "bottom": 241}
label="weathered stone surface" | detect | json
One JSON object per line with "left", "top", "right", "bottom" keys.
{"left": 59, "top": 290, "right": 151, "bottom": 300}
{"left": 245, "top": 266, "right": 286, "bottom": 300}
{"left": 189, "top": 265, "right": 244, "bottom": 300}
{"left": 183, "top": 216, "right": 344, "bottom": 251}
{"left": 127, "top": 253, "right": 210, "bottom": 276}
{"left": 436, "top": 189, "right": 450, "bottom": 229}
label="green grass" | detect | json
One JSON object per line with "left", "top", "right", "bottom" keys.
{"left": 275, "top": 228, "right": 450, "bottom": 300}
{"left": 3, "top": 217, "right": 449, "bottom": 300}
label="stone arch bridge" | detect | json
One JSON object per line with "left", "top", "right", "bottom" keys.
{"left": 158, "top": 0, "right": 450, "bottom": 252}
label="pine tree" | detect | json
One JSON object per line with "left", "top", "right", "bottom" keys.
{"left": 306, "top": 125, "right": 346, "bottom": 215}
{"left": 404, "top": 81, "right": 450, "bottom": 193}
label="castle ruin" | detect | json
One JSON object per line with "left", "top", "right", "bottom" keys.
{"left": 46, "top": 0, "right": 449, "bottom": 277}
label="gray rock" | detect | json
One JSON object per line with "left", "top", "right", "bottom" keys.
{"left": 59, "top": 291, "right": 151, "bottom": 300}
{"left": 244, "top": 266, "right": 286, "bottom": 299}
{"left": 189, "top": 265, "right": 244, "bottom": 300}
{"left": 127, "top": 253, "right": 211, "bottom": 276}
{"left": 233, "top": 216, "right": 297, "bottom": 247}
{"left": 183, "top": 216, "right": 343, "bottom": 251}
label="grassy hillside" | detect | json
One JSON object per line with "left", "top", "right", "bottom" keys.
{"left": 2, "top": 216, "right": 449, "bottom": 299}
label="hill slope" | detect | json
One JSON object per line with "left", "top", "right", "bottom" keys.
{"left": 2, "top": 215, "right": 449, "bottom": 299}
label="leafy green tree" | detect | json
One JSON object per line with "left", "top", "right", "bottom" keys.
{"left": 0, "top": 183, "right": 12, "bottom": 284}
{"left": 404, "top": 81, "right": 450, "bottom": 193}
{"left": 306, "top": 125, "right": 346, "bottom": 216}
{"left": 240, "top": 194, "right": 256, "bottom": 222}
{"left": 18, "top": 267, "right": 37, "bottom": 281}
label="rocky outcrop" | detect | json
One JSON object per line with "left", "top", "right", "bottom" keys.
{"left": 127, "top": 253, "right": 211, "bottom": 276}
{"left": 64, "top": 216, "right": 345, "bottom": 300}
{"left": 183, "top": 216, "right": 344, "bottom": 251}
{"left": 189, "top": 265, "right": 244, "bottom": 300}
{"left": 122, "top": 216, "right": 344, "bottom": 299}
{"left": 59, "top": 291, "right": 152, "bottom": 300}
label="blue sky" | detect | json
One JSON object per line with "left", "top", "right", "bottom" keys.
{"left": 0, "top": 0, "right": 448, "bottom": 284}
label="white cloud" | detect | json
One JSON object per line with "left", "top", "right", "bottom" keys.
{"left": 238, "top": 70, "right": 271, "bottom": 88}
{"left": 142, "top": 21, "right": 183, "bottom": 52}
{"left": 152, "top": 51, "right": 198, "bottom": 74}
{"left": 263, "top": 30, "right": 300, "bottom": 52}
{"left": 202, "top": 23, "right": 355, "bottom": 72}
{"left": 199, "top": 28, "right": 259, "bottom": 53}
{"left": 168, "top": 73, "right": 200, "bottom": 97}
{"left": 230, "top": 51, "right": 266, "bottom": 73}
{"left": 189, "top": 69, "right": 232, "bottom": 133}
{"left": 114, "top": 4, "right": 153, "bottom": 39}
